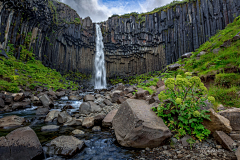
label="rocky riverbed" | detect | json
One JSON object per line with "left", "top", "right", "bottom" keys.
{"left": 0, "top": 82, "right": 240, "bottom": 160}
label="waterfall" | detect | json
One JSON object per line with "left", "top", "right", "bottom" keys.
{"left": 94, "top": 24, "right": 106, "bottom": 89}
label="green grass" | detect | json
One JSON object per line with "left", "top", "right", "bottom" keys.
{"left": 167, "top": 16, "right": 240, "bottom": 107}
{"left": 0, "top": 44, "right": 79, "bottom": 93}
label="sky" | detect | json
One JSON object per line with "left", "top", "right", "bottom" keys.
{"left": 59, "top": 0, "right": 176, "bottom": 22}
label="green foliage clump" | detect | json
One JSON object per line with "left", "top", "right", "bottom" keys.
{"left": 153, "top": 74, "right": 212, "bottom": 141}
{"left": 215, "top": 73, "right": 240, "bottom": 87}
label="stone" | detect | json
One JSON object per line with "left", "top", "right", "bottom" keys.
{"left": 62, "top": 105, "right": 74, "bottom": 111}
{"left": 58, "top": 111, "right": 72, "bottom": 124}
{"left": 213, "top": 131, "right": 235, "bottom": 151}
{"left": 31, "top": 96, "right": 39, "bottom": 101}
{"left": 168, "top": 63, "right": 181, "bottom": 71}
{"left": 124, "top": 86, "right": 135, "bottom": 94}
{"left": 41, "top": 125, "right": 60, "bottom": 132}
{"left": 82, "top": 117, "right": 94, "bottom": 128}
{"left": 45, "top": 110, "right": 60, "bottom": 122}
{"left": 83, "top": 95, "right": 95, "bottom": 102}
{"left": 157, "top": 80, "right": 164, "bottom": 88}
{"left": 113, "top": 99, "right": 172, "bottom": 148}
{"left": 217, "top": 104, "right": 225, "bottom": 111}
{"left": 219, "top": 108, "right": 240, "bottom": 131}
{"left": 110, "top": 90, "right": 124, "bottom": 103}
{"left": 89, "top": 101, "right": 102, "bottom": 113}
{"left": 236, "top": 147, "right": 240, "bottom": 160}
{"left": 196, "top": 51, "right": 207, "bottom": 57}
{"left": 117, "top": 96, "right": 127, "bottom": 104}
{"left": 181, "top": 135, "right": 192, "bottom": 147}
{"left": 0, "top": 127, "right": 43, "bottom": 160}
{"left": 102, "top": 109, "right": 118, "bottom": 127}
{"left": 39, "top": 94, "right": 54, "bottom": 108}
{"left": 0, "top": 115, "right": 25, "bottom": 128}
{"left": 213, "top": 48, "right": 221, "bottom": 54}
{"left": 0, "top": 98, "right": 4, "bottom": 108}
{"left": 63, "top": 118, "right": 82, "bottom": 126}
{"left": 114, "top": 83, "right": 125, "bottom": 91}
{"left": 47, "top": 136, "right": 84, "bottom": 156}
{"left": 13, "top": 93, "right": 25, "bottom": 102}
{"left": 136, "top": 90, "right": 149, "bottom": 100}
{"left": 56, "top": 91, "right": 65, "bottom": 98}
{"left": 68, "top": 95, "right": 81, "bottom": 101}
{"left": 92, "top": 126, "right": 101, "bottom": 132}
{"left": 156, "top": 85, "right": 166, "bottom": 94}
{"left": 126, "top": 93, "right": 133, "bottom": 98}
{"left": 230, "top": 133, "right": 240, "bottom": 141}
{"left": 103, "top": 99, "right": 113, "bottom": 106}
{"left": 4, "top": 95, "right": 13, "bottom": 105}
{"left": 181, "top": 52, "right": 192, "bottom": 59}
{"left": 202, "top": 108, "right": 232, "bottom": 134}
{"left": 79, "top": 102, "right": 91, "bottom": 114}
{"left": 36, "top": 107, "right": 49, "bottom": 115}
{"left": 12, "top": 101, "right": 31, "bottom": 110}
{"left": 94, "top": 114, "right": 106, "bottom": 126}
{"left": 72, "top": 129, "right": 85, "bottom": 135}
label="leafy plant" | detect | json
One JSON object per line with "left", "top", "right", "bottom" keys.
{"left": 187, "top": 138, "right": 196, "bottom": 150}
{"left": 153, "top": 73, "right": 212, "bottom": 141}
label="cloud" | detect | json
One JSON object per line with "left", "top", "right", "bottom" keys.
{"left": 59, "top": 0, "right": 177, "bottom": 22}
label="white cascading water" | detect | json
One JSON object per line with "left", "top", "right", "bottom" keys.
{"left": 94, "top": 24, "right": 107, "bottom": 89}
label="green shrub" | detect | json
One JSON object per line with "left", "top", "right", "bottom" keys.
{"left": 215, "top": 73, "right": 240, "bottom": 87}
{"left": 153, "top": 74, "right": 212, "bottom": 141}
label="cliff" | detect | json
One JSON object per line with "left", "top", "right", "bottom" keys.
{"left": 0, "top": 0, "right": 240, "bottom": 78}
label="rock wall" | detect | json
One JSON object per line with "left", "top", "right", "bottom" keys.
{"left": 1, "top": 0, "right": 240, "bottom": 78}
{"left": 101, "top": 0, "right": 240, "bottom": 77}
{"left": 0, "top": 0, "right": 95, "bottom": 75}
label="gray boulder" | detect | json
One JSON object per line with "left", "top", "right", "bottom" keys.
{"left": 0, "top": 115, "right": 25, "bottom": 129}
{"left": 83, "top": 95, "right": 95, "bottom": 102}
{"left": 39, "top": 94, "right": 54, "bottom": 108}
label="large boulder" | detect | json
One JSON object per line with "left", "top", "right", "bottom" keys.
{"left": 89, "top": 102, "right": 102, "bottom": 113}
{"left": 0, "top": 98, "right": 4, "bottom": 108}
{"left": 79, "top": 102, "right": 91, "bottom": 114}
{"left": 63, "top": 118, "right": 82, "bottom": 126}
{"left": 0, "top": 115, "right": 25, "bottom": 129}
{"left": 82, "top": 117, "right": 94, "bottom": 128}
{"left": 45, "top": 110, "right": 60, "bottom": 122}
{"left": 45, "top": 136, "right": 84, "bottom": 157}
{"left": 219, "top": 108, "right": 240, "bottom": 131}
{"left": 12, "top": 101, "right": 31, "bottom": 110}
{"left": 39, "top": 94, "right": 54, "bottom": 108}
{"left": 202, "top": 108, "right": 232, "bottom": 134}
{"left": 58, "top": 111, "right": 72, "bottom": 124}
{"left": 68, "top": 95, "right": 81, "bottom": 101}
{"left": 0, "top": 127, "right": 43, "bottom": 160}
{"left": 168, "top": 63, "right": 181, "bottom": 71}
{"left": 213, "top": 131, "right": 235, "bottom": 151}
{"left": 36, "top": 107, "right": 49, "bottom": 115}
{"left": 113, "top": 99, "right": 172, "bottom": 148}
{"left": 102, "top": 109, "right": 118, "bottom": 127}
{"left": 181, "top": 52, "right": 192, "bottom": 59}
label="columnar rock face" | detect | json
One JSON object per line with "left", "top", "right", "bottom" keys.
{"left": 1, "top": 0, "right": 240, "bottom": 77}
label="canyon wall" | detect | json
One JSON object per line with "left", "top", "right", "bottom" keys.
{"left": 1, "top": 0, "right": 240, "bottom": 78}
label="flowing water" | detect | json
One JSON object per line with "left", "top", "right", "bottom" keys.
{"left": 94, "top": 24, "right": 107, "bottom": 89}
{"left": 0, "top": 92, "right": 143, "bottom": 160}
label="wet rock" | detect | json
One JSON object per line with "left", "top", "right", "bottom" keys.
{"left": 62, "top": 105, "right": 74, "bottom": 111}
{"left": 113, "top": 99, "right": 172, "bottom": 148}
{"left": 41, "top": 125, "right": 60, "bottom": 132}
{"left": 31, "top": 96, "right": 39, "bottom": 101}
{"left": 102, "top": 109, "right": 118, "bottom": 127}
{"left": 45, "top": 110, "right": 60, "bottom": 122}
{"left": 82, "top": 117, "right": 94, "bottom": 128}
{"left": 92, "top": 126, "right": 101, "bottom": 132}
{"left": 168, "top": 63, "right": 181, "bottom": 71}
{"left": 36, "top": 107, "right": 49, "bottom": 115}
{"left": 13, "top": 93, "right": 25, "bottom": 102}
{"left": 202, "top": 108, "right": 232, "bottom": 134}
{"left": 213, "top": 131, "right": 235, "bottom": 151}
{"left": 58, "top": 111, "right": 72, "bottom": 124}
{"left": 56, "top": 91, "right": 65, "bottom": 98}
{"left": 72, "top": 129, "right": 85, "bottom": 135}
{"left": 12, "top": 101, "right": 31, "bottom": 110}
{"left": 79, "top": 102, "right": 91, "bottom": 114}
{"left": 84, "top": 95, "right": 95, "bottom": 102}
{"left": 94, "top": 114, "right": 106, "bottom": 126}
{"left": 63, "top": 118, "right": 82, "bottom": 126}
{"left": 4, "top": 95, "right": 13, "bottom": 105}
{"left": 136, "top": 90, "right": 149, "bottom": 100}
{"left": 0, "top": 127, "right": 43, "bottom": 160}
{"left": 68, "top": 95, "right": 81, "bottom": 101}
{"left": 219, "top": 108, "right": 240, "bottom": 131}
{"left": 39, "top": 94, "right": 54, "bottom": 108}
{"left": 46, "top": 136, "right": 84, "bottom": 156}
{"left": 0, "top": 115, "right": 25, "bottom": 129}
{"left": 111, "top": 90, "right": 124, "bottom": 103}
{"left": 0, "top": 98, "right": 4, "bottom": 108}
{"left": 181, "top": 52, "right": 192, "bottom": 59}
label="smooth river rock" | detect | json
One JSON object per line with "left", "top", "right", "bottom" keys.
{"left": 0, "top": 115, "right": 25, "bottom": 129}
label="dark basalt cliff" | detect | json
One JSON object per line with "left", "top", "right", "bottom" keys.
{"left": 1, "top": 0, "right": 240, "bottom": 78}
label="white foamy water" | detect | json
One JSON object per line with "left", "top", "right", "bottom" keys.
{"left": 94, "top": 24, "right": 106, "bottom": 89}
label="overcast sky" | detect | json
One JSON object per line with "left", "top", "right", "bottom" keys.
{"left": 59, "top": 0, "right": 176, "bottom": 22}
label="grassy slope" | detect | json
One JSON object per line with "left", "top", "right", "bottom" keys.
{"left": 174, "top": 16, "right": 240, "bottom": 107}
{"left": 0, "top": 48, "right": 79, "bottom": 93}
